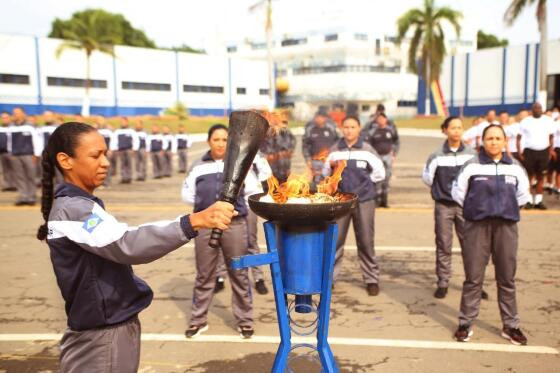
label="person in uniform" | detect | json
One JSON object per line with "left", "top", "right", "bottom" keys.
{"left": 504, "top": 110, "right": 529, "bottom": 161}
{"left": 134, "top": 120, "right": 147, "bottom": 181}
{"left": 112, "top": 117, "right": 138, "bottom": 184}
{"left": 181, "top": 124, "right": 256, "bottom": 339}
{"left": 162, "top": 126, "right": 175, "bottom": 177}
{"left": 96, "top": 118, "right": 114, "bottom": 187}
{"left": 362, "top": 113, "right": 399, "bottom": 207}
{"left": 146, "top": 125, "right": 166, "bottom": 179}
{"left": 176, "top": 125, "right": 192, "bottom": 173}
{"left": 37, "top": 121, "right": 236, "bottom": 372}
{"left": 0, "top": 111, "right": 16, "bottom": 192}
{"left": 452, "top": 124, "right": 530, "bottom": 346}
{"left": 10, "top": 107, "right": 41, "bottom": 205}
{"left": 302, "top": 107, "right": 339, "bottom": 183}
{"left": 323, "top": 116, "right": 385, "bottom": 296}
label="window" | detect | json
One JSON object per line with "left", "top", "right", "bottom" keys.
{"left": 227, "top": 46, "right": 237, "bottom": 53}
{"left": 281, "top": 38, "right": 307, "bottom": 47}
{"left": 183, "top": 85, "right": 224, "bottom": 94}
{"left": 325, "top": 34, "right": 338, "bottom": 42}
{"left": 293, "top": 64, "right": 400, "bottom": 75}
{"left": 397, "top": 100, "right": 417, "bottom": 107}
{"left": 236, "top": 87, "right": 246, "bottom": 95}
{"left": 375, "top": 39, "right": 381, "bottom": 55}
{"left": 362, "top": 105, "right": 370, "bottom": 111}
{"left": 354, "top": 33, "right": 368, "bottom": 41}
{"left": 47, "top": 76, "right": 107, "bottom": 88}
{"left": 259, "top": 89, "right": 269, "bottom": 95}
{"left": 0, "top": 73, "right": 30, "bottom": 85}
{"left": 121, "top": 81, "right": 170, "bottom": 91}
{"left": 251, "top": 42, "right": 267, "bottom": 50}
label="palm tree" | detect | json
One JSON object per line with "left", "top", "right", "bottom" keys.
{"left": 396, "top": 0, "right": 462, "bottom": 116}
{"left": 504, "top": 0, "right": 547, "bottom": 107}
{"left": 55, "top": 10, "right": 118, "bottom": 116}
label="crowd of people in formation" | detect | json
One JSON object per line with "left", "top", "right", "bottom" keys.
{"left": 0, "top": 107, "right": 193, "bottom": 205}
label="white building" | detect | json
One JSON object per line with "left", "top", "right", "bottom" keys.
{"left": 0, "top": 33, "right": 272, "bottom": 116}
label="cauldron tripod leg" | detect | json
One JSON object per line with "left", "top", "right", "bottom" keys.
{"left": 317, "top": 223, "right": 339, "bottom": 373}
{"left": 264, "top": 222, "right": 291, "bottom": 373}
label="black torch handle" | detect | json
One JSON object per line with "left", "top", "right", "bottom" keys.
{"left": 208, "top": 228, "right": 223, "bottom": 249}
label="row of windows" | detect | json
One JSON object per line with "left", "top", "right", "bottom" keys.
{"left": 48, "top": 77, "right": 108, "bottom": 88}
{"left": 293, "top": 64, "right": 400, "bottom": 75}
{"left": 0, "top": 73, "right": 30, "bottom": 85}
{"left": 397, "top": 100, "right": 418, "bottom": 107}
{"left": 122, "top": 81, "right": 170, "bottom": 91}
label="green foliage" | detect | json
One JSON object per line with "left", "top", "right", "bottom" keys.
{"left": 164, "top": 102, "right": 189, "bottom": 120}
{"left": 396, "top": 0, "right": 462, "bottom": 84}
{"left": 49, "top": 9, "right": 156, "bottom": 49}
{"left": 165, "top": 44, "right": 205, "bottom": 54}
{"left": 477, "top": 30, "right": 508, "bottom": 49}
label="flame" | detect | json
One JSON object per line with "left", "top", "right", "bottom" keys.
{"left": 256, "top": 109, "right": 289, "bottom": 136}
{"left": 267, "top": 160, "right": 347, "bottom": 203}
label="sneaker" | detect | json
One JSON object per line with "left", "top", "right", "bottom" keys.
{"left": 434, "top": 287, "right": 448, "bottom": 299}
{"left": 185, "top": 323, "right": 208, "bottom": 338}
{"left": 524, "top": 203, "right": 533, "bottom": 210}
{"left": 238, "top": 325, "right": 254, "bottom": 339}
{"left": 481, "top": 289, "right": 489, "bottom": 300}
{"left": 255, "top": 279, "right": 269, "bottom": 295}
{"left": 533, "top": 202, "right": 547, "bottom": 210}
{"left": 366, "top": 283, "right": 379, "bottom": 296}
{"left": 501, "top": 327, "right": 528, "bottom": 346}
{"left": 454, "top": 325, "right": 473, "bottom": 342}
{"left": 14, "top": 201, "right": 27, "bottom": 206}
{"left": 214, "top": 277, "right": 225, "bottom": 293}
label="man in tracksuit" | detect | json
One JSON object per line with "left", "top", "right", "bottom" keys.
{"left": 176, "top": 125, "right": 191, "bottom": 173}
{"left": 112, "top": 117, "right": 138, "bottom": 184}
{"left": 96, "top": 120, "right": 114, "bottom": 187}
{"left": 323, "top": 116, "right": 385, "bottom": 296}
{"left": 260, "top": 127, "right": 296, "bottom": 183}
{"left": 146, "top": 126, "right": 166, "bottom": 179}
{"left": 422, "top": 116, "right": 476, "bottom": 298}
{"left": 162, "top": 126, "right": 175, "bottom": 177}
{"left": 134, "top": 120, "right": 147, "bottom": 181}
{"left": 0, "top": 112, "right": 16, "bottom": 192}
{"left": 363, "top": 113, "right": 399, "bottom": 207}
{"left": 36, "top": 110, "right": 60, "bottom": 185}
{"left": 10, "top": 107, "right": 41, "bottom": 205}
{"left": 303, "top": 108, "right": 339, "bottom": 183}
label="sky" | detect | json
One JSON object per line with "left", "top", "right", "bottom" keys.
{"left": 1, "top": 0, "right": 559, "bottom": 52}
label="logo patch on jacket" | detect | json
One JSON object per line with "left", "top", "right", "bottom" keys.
{"left": 505, "top": 175, "right": 517, "bottom": 185}
{"left": 83, "top": 213, "right": 103, "bottom": 233}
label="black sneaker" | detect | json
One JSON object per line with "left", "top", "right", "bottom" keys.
{"left": 238, "top": 325, "right": 254, "bottom": 339}
{"left": 481, "top": 289, "right": 489, "bottom": 300}
{"left": 214, "top": 277, "right": 225, "bottom": 293}
{"left": 185, "top": 323, "right": 208, "bottom": 338}
{"left": 501, "top": 327, "right": 528, "bottom": 346}
{"left": 454, "top": 325, "right": 473, "bottom": 342}
{"left": 533, "top": 202, "right": 547, "bottom": 210}
{"left": 366, "top": 283, "right": 379, "bottom": 296}
{"left": 434, "top": 287, "right": 448, "bottom": 299}
{"left": 255, "top": 279, "right": 269, "bottom": 295}
{"left": 524, "top": 203, "right": 533, "bottom": 210}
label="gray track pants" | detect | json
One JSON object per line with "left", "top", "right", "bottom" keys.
{"left": 150, "top": 152, "right": 164, "bottom": 178}
{"left": 459, "top": 219, "right": 520, "bottom": 329}
{"left": 377, "top": 154, "right": 393, "bottom": 204}
{"left": 434, "top": 201, "right": 466, "bottom": 288}
{"left": 334, "top": 199, "right": 379, "bottom": 284}
{"left": 178, "top": 149, "right": 188, "bottom": 173}
{"left": 1, "top": 153, "right": 16, "bottom": 189}
{"left": 135, "top": 150, "right": 147, "bottom": 180}
{"left": 12, "top": 155, "right": 36, "bottom": 203}
{"left": 60, "top": 316, "right": 140, "bottom": 373}
{"left": 216, "top": 210, "right": 263, "bottom": 282}
{"left": 190, "top": 218, "right": 253, "bottom": 328}
{"left": 163, "top": 151, "right": 172, "bottom": 177}
{"left": 117, "top": 150, "right": 133, "bottom": 182}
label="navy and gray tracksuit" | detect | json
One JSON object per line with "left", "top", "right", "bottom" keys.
{"left": 452, "top": 151, "right": 530, "bottom": 330}
{"left": 97, "top": 129, "right": 114, "bottom": 186}
{"left": 47, "top": 182, "right": 197, "bottom": 372}
{"left": 176, "top": 133, "right": 191, "bottom": 173}
{"left": 0, "top": 125, "right": 15, "bottom": 190}
{"left": 111, "top": 128, "right": 138, "bottom": 183}
{"left": 163, "top": 134, "right": 175, "bottom": 177}
{"left": 260, "top": 128, "right": 296, "bottom": 183}
{"left": 303, "top": 121, "right": 339, "bottom": 183}
{"left": 422, "top": 142, "right": 476, "bottom": 288}
{"left": 363, "top": 122, "right": 400, "bottom": 206}
{"left": 323, "top": 138, "right": 385, "bottom": 285}
{"left": 181, "top": 151, "right": 254, "bottom": 328}
{"left": 11, "top": 121, "right": 41, "bottom": 203}
{"left": 36, "top": 124, "right": 59, "bottom": 183}
{"left": 135, "top": 130, "right": 147, "bottom": 181}
{"left": 146, "top": 134, "right": 167, "bottom": 179}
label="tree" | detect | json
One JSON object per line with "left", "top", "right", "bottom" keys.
{"left": 52, "top": 9, "right": 123, "bottom": 116}
{"left": 396, "top": 0, "right": 462, "bottom": 115}
{"left": 165, "top": 44, "right": 205, "bottom": 54}
{"left": 477, "top": 30, "right": 509, "bottom": 49}
{"left": 504, "top": 0, "right": 547, "bottom": 106}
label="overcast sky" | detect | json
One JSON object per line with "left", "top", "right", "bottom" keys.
{"left": 2, "top": 0, "right": 559, "bottom": 52}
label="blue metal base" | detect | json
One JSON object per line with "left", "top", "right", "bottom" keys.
{"left": 232, "top": 221, "right": 339, "bottom": 373}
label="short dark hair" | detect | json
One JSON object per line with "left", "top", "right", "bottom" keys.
{"left": 207, "top": 123, "right": 228, "bottom": 140}
{"left": 498, "top": 110, "right": 508, "bottom": 116}
{"left": 481, "top": 124, "right": 506, "bottom": 140}
{"left": 342, "top": 115, "right": 361, "bottom": 126}
{"left": 441, "top": 116, "right": 460, "bottom": 131}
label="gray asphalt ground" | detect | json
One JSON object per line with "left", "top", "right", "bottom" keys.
{"left": 0, "top": 133, "right": 559, "bottom": 372}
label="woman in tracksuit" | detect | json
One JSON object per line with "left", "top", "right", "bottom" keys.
{"left": 452, "top": 124, "right": 530, "bottom": 345}
{"left": 181, "top": 124, "right": 256, "bottom": 339}
{"left": 37, "top": 122, "right": 235, "bottom": 372}
{"left": 323, "top": 115, "right": 385, "bottom": 296}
